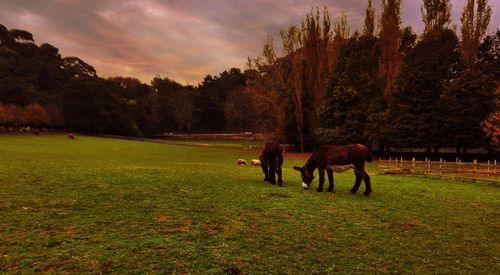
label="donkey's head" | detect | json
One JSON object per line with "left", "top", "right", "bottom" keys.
{"left": 293, "top": 166, "right": 314, "bottom": 189}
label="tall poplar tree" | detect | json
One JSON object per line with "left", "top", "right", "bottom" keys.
{"left": 363, "top": 0, "right": 376, "bottom": 37}
{"left": 460, "top": 0, "right": 492, "bottom": 69}
{"left": 421, "top": 0, "right": 452, "bottom": 34}
{"left": 378, "top": 0, "right": 402, "bottom": 106}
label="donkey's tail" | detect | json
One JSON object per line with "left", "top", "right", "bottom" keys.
{"left": 366, "top": 150, "right": 374, "bottom": 163}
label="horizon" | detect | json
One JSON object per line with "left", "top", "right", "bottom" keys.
{"left": 1, "top": 0, "right": 499, "bottom": 85}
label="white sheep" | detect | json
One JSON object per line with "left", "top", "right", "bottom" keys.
{"left": 250, "top": 159, "right": 261, "bottom": 166}
{"left": 236, "top": 159, "right": 247, "bottom": 165}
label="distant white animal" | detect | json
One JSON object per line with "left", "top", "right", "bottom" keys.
{"left": 250, "top": 159, "right": 261, "bottom": 166}
{"left": 237, "top": 159, "right": 247, "bottom": 165}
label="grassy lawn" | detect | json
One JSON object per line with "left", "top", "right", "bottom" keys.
{"left": 0, "top": 134, "right": 499, "bottom": 273}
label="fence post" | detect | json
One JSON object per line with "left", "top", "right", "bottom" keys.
{"left": 439, "top": 158, "right": 443, "bottom": 176}
{"left": 426, "top": 158, "right": 430, "bottom": 175}
{"left": 412, "top": 157, "right": 415, "bottom": 171}
{"left": 425, "top": 157, "right": 428, "bottom": 173}
{"left": 473, "top": 159, "right": 477, "bottom": 175}
{"left": 494, "top": 160, "right": 497, "bottom": 174}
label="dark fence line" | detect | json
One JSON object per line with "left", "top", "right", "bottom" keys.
{"left": 99, "top": 134, "right": 263, "bottom": 149}
{"left": 378, "top": 157, "right": 499, "bottom": 182}
{"left": 101, "top": 134, "right": 168, "bottom": 144}
{"left": 153, "top": 132, "right": 274, "bottom": 141}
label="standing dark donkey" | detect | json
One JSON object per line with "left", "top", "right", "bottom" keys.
{"left": 259, "top": 141, "right": 284, "bottom": 186}
{"left": 293, "top": 144, "right": 373, "bottom": 195}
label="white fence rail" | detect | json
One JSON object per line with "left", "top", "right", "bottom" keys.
{"left": 378, "top": 157, "right": 499, "bottom": 182}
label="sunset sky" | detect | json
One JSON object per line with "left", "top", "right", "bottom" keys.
{"left": 1, "top": 0, "right": 499, "bottom": 85}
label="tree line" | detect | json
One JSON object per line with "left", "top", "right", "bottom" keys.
{"left": 247, "top": 0, "right": 499, "bottom": 153}
{"left": 0, "top": 23, "right": 249, "bottom": 135}
{"left": 0, "top": 0, "right": 498, "bottom": 153}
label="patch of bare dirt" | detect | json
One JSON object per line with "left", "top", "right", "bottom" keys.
{"left": 161, "top": 225, "right": 191, "bottom": 232}
{"left": 239, "top": 210, "right": 259, "bottom": 217}
{"left": 63, "top": 226, "right": 78, "bottom": 234}
{"left": 201, "top": 220, "right": 220, "bottom": 235}
{"left": 154, "top": 215, "right": 169, "bottom": 222}
{"left": 223, "top": 220, "right": 245, "bottom": 235}
{"left": 199, "top": 207, "right": 216, "bottom": 213}
{"left": 402, "top": 223, "right": 421, "bottom": 230}
{"left": 268, "top": 193, "right": 290, "bottom": 198}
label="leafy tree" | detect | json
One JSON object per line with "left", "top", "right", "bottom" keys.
{"left": 194, "top": 68, "right": 246, "bottom": 131}
{"left": 400, "top": 26, "right": 418, "bottom": 55}
{"left": 166, "top": 89, "right": 195, "bottom": 131}
{"left": 63, "top": 77, "right": 140, "bottom": 135}
{"left": 440, "top": 70, "right": 495, "bottom": 149}
{"left": 23, "top": 103, "right": 51, "bottom": 127}
{"left": 246, "top": 37, "right": 289, "bottom": 141}
{"left": 0, "top": 104, "right": 21, "bottom": 126}
{"left": 37, "top": 49, "right": 61, "bottom": 89}
{"left": 317, "top": 34, "right": 385, "bottom": 147}
{"left": 482, "top": 111, "right": 500, "bottom": 150}
{"left": 239, "top": 70, "right": 279, "bottom": 133}
{"left": 387, "top": 29, "right": 461, "bottom": 149}
{"left": 108, "top": 76, "right": 152, "bottom": 134}
{"left": 441, "top": 31, "right": 499, "bottom": 151}
{"left": 223, "top": 86, "right": 254, "bottom": 132}
{"left": 62, "top": 56, "right": 97, "bottom": 79}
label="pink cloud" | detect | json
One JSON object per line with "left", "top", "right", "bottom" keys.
{"left": 0, "top": 0, "right": 498, "bottom": 85}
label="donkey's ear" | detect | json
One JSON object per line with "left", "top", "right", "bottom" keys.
{"left": 293, "top": 166, "right": 303, "bottom": 172}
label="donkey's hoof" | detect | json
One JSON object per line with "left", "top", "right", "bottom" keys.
{"left": 350, "top": 189, "right": 357, "bottom": 194}
{"left": 316, "top": 188, "right": 323, "bottom": 192}
{"left": 327, "top": 188, "right": 334, "bottom": 192}
{"left": 363, "top": 191, "right": 371, "bottom": 196}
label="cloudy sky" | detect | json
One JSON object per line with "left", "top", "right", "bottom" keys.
{"left": 1, "top": 0, "right": 499, "bottom": 85}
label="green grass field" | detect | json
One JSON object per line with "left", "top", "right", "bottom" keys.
{"left": 0, "top": 134, "right": 499, "bottom": 273}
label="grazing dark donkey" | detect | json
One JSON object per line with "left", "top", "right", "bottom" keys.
{"left": 293, "top": 144, "right": 373, "bottom": 195}
{"left": 259, "top": 141, "right": 284, "bottom": 186}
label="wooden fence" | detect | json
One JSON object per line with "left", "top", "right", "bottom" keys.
{"left": 378, "top": 157, "right": 499, "bottom": 182}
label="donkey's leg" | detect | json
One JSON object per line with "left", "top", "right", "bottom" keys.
{"left": 351, "top": 170, "right": 363, "bottom": 194}
{"left": 277, "top": 154, "right": 283, "bottom": 186}
{"left": 269, "top": 154, "right": 276, "bottom": 185}
{"left": 262, "top": 160, "right": 269, "bottom": 182}
{"left": 362, "top": 170, "right": 372, "bottom": 196}
{"left": 317, "top": 168, "right": 325, "bottom": 192}
{"left": 327, "top": 169, "right": 334, "bottom": 192}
